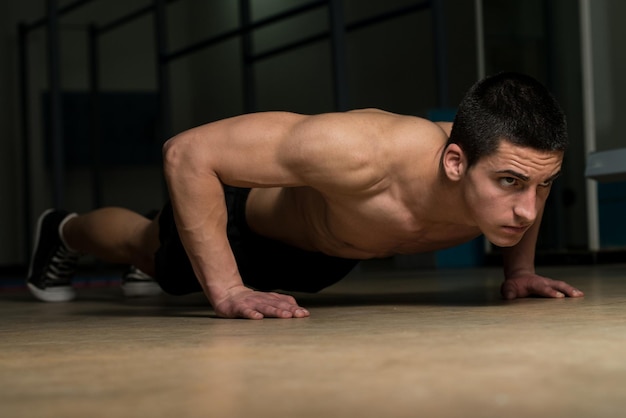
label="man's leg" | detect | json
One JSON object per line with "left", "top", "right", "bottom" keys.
{"left": 63, "top": 207, "right": 160, "bottom": 276}
{"left": 27, "top": 207, "right": 160, "bottom": 302}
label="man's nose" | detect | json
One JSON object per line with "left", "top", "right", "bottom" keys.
{"left": 513, "top": 189, "right": 537, "bottom": 223}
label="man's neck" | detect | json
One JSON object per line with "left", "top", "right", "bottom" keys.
{"left": 417, "top": 166, "right": 474, "bottom": 228}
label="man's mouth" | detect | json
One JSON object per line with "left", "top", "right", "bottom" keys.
{"left": 501, "top": 225, "right": 529, "bottom": 234}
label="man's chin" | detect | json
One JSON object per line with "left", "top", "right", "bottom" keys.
{"left": 486, "top": 233, "right": 524, "bottom": 248}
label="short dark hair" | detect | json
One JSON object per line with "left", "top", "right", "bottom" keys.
{"left": 447, "top": 72, "right": 568, "bottom": 168}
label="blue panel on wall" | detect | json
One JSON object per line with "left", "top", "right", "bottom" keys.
{"left": 435, "top": 236, "right": 485, "bottom": 268}
{"left": 427, "top": 107, "right": 457, "bottom": 122}
{"left": 598, "top": 181, "right": 626, "bottom": 248}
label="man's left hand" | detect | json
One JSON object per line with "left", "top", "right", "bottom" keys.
{"left": 501, "top": 273, "right": 584, "bottom": 300}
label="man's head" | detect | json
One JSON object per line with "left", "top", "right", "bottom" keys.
{"left": 441, "top": 72, "right": 567, "bottom": 247}
{"left": 446, "top": 72, "right": 568, "bottom": 168}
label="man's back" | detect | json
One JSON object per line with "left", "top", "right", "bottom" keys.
{"left": 243, "top": 109, "right": 482, "bottom": 259}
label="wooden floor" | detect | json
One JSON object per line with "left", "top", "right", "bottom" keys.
{"left": 2, "top": 264, "right": 625, "bottom": 418}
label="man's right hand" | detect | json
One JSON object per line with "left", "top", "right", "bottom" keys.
{"left": 211, "top": 285, "right": 310, "bottom": 319}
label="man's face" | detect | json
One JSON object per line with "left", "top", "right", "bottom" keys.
{"left": 462, "top": 140, "right": 563, "bottom": 247}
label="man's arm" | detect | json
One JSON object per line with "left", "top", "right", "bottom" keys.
{"left": 162, "top": 111, "right": 388, "bottom": 318}
{"left": 163, "top": 112, "right": 310, "bottom": 319}
{"left": 500, "top": 208, "right": 584, "bottom": 299}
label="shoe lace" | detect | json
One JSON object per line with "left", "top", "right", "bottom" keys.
{"left": 45, "top": 245, "right": 78, "bottom": 282}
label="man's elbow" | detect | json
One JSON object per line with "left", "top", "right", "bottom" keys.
{"left": 162, "top": 132, "right": 217, "bottom": 182}
{"left": 163, "top": 133, "right": 193, "bottom": 175}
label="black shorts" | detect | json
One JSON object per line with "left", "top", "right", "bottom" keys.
{"left": 154, "top": 186, "right": 359, "bottom": 295}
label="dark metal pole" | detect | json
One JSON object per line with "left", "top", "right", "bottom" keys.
{"left": 328, "top": 0, "right": 349, "bottom": 111}
{"left": 88, "top": 24, "right": 103, "bottom": 209}
{"left": 46, "top": 0, "right": 65, "bottom": 208}
{"left": 252, "top": 2, "right": 431, "bottom": 63}
{"left": 154, "top": 0, "right": 172, "bottom": 142}
{"left": 544, "top": 0, "right": 565, "bottom": 251}
{"left": 166, "top": 0, "right": 326, "bottom": 63}
{"left": 239, "top": 0, "right": 256, "bottom": 113}
{"left": 153, "top": 0, "right": 172, "bottom": 200}
{"left": 431, "top": 0, "right": 449, "bottom": 108}
{"left": 18, "top": 23, "right": 33, "bottom": 261}
{"left": 27, "top": 0, "right": 97, "bottom": 31}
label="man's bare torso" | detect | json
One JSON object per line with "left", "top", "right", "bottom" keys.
{"left": 245, "top": 115, "right": 482, "bottom": 259}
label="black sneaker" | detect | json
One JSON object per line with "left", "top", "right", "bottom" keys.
{"left": 26, "top": 209, "right": 79, "bottom": 302}
{"left": 121, "top": 265, "right": 161, "bottom": 297}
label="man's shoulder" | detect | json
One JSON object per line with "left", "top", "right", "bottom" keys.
{"left": 291, "top": 109, "right": 446, "bottom": 157}
{"left": 354, "top": 109, "right": 449, "bottom": 134}
{"left": 433, "top": 121, "right": 453, "bottom": 137}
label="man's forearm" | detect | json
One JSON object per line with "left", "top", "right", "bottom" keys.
{"left": 163, "top": 133, "right": 245, "bottom": 306}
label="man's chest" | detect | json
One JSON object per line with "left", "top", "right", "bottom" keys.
{"left": 321, "top": 196, "right": 481, "bottom": 257}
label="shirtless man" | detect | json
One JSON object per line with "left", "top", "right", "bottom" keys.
{"left": 26, "top": 72, "right": 584, "bottom": 319}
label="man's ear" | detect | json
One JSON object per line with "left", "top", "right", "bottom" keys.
{"left": 442, "top": 143, "right": 467, "bottom": 181}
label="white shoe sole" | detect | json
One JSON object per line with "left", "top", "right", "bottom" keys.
{"left": 122, "top": 282, "right": 162, "bottom": 298}
{"left": 27, "top": 283, "right": 76, "bottom": 302}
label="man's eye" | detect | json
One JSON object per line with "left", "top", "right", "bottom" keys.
{"left": 539, "top": 180, "right": 553, "bottom": 187}
{"left": 500, "top": 177, "right": 517, "bottom": 187}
